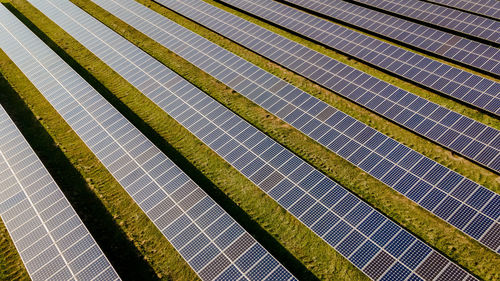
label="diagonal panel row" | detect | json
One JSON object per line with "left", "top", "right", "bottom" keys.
{"left": 280, "top": 0, "right": 500, "bottom": 77}
{"left": 350, "top": 0, "right": 500, "bottom": 45}
{"left": 143, "top": 0, "right": 500, "bottom": 252}
{"left": 28, "top": 0, "right": 486, "bottom": 280}
{"left": 154, "top": 0, "right": 500, "bottom": 173}
{"left": 424, "top": 0, "right": 500, "bottom": 19}
{"left": 0, "top": 84, "right": 120, "bottom": 280}
{"left": 0, "top": 5, "right": 294, "bottom": 281}
{"left": 219, "top": 0, "right": 500, "bottom": 115}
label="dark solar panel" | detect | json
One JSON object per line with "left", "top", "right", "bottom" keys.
{"left": 217, "top": 0, "right": 499, "bottom": 115}
{"left": 29, "top": 0, "right": 484, "bottom": 279}
{"left": 352, "top": 0, "right": 500, "bottom": 45}
{"left": 144, "top": 0, "right": 499, "bottom": 252}
{"left": 3, "top": 3, "right": 293, "bottom": 280}
{"left": 280, "top": 0, "right": 500, "bottom": 76}
{"left": 424, "top": 0, "right": 500, "bottom": 19}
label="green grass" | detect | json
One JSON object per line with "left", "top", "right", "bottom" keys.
{"left": 0, "top": 0, "right": 498, "bottom": 280}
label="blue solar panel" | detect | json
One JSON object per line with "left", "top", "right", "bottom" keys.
{"left": 352, "top": 0, "right": 499, "bottom": 45}
{"left": 1, "top": 3, "right": 294, "bottom": 280}
{"left": 382, "top": 262, "right": 412, "bottom": 280}
{"left": 424, "top": 0, "right": 500, "bottom": 19}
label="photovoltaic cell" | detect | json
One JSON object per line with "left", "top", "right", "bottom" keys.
{"left": 1, "top": 4, "right": 293, "bottom": 280}
{"left": 0, "top": 85, "right": 119, "bottom": 281}
{"left": 135, "top": 0, "right": 500, "bottom": 252}
{"left": 218, "top": 0, "right": 500, "bottom": 115}
{"left": 153, "top": 0, "right": 500, "bottom": 173}
{"left": 351, "top": 0, "right": 500, "bottom": 45}
{"left": 31, "top": 0, "right": 485, "bottom": 279}
{"left": 280, "top": 0, "right": 500, "bottom": 76}
{"left": 424, "top": 0, "right": 500, "bottom": 19}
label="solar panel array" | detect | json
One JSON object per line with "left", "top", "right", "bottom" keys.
{"left": 92, "top": 0, "right": 500, "bottom": 254}
{"left": 423, "top": 0, "right": 500, "bottom": 19}
{"left": 3, "top": 3, "right": 294, "bottom": 280}
{"left": 218, "top": 0, "right": 500, "bottom": 115}
{"left": 352, "top": 0, "right": 500, "bottom": 45}
{"left": 154, "top": 0, "right": 500, "bottom": 176}
{"left": 281, "top": 0, "right": 500, "bottom": 76}
{"left": 28, "top": 1, "right": 487, "bottom": 280}
{"left": 0, "top": 16, "right": 122, "bottom": 280}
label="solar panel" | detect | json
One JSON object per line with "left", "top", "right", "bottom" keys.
{"left": 281, "top": 0, "right": 500, "bottom": 76}
{"left": 0, "top": 4, "right": 294, "bottom": 281}
{"left": 352, "top": 0, "right": 500, "bottom": 45}
{"left": 423, "top": 0, "right": 500, "bottom": 19}
{"left": 217, "top": 0, "right": 500, "bottom": 115}
{"left": 26, "top": 1, "right": 486, "bottom": 279}
{"left": 0, "top": 102, "right": 120, "bottom": 279}
{"left": 154, "top": 0, "right": 500, "bottom": 173}
{"left": 87, "top": 0, "right": 500, "bottom": 253}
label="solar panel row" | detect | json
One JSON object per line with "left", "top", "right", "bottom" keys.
{"left": 153, "top": 0, "right": 500, "bottom": 177}
{"left": 96, "top": 0, "right": 500, "bottom": 254}
{"left": 0, "top": 112, "right": 118, "bottom": 281}
{"left": 351, "top": 0, "right": 500, "bottom": 45}
{"left": 0, "top": 23, "right": 120, "bottom": 279}
{"left": 218, "top": 0, "right": 500, "bottom": 116}
{"left": 281, "top": 0, "right": 500, "bottom": 76}
{"left": 423, "top": 0, "right": 500, "bottom": 19}
{"left": 0, "top": 105, "right": 120, "bottom": 281}
{"left": 2, "top": 4, "right": 294, "bottom": 280}
{"left": 33, "top": 1, "right": 486, "bottom": 279}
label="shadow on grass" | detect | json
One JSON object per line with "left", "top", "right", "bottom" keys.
{"left": 0, "top": 73, "right": 159, "bottom": 280}
{"left": 4, "top": 3, "right": 319, "bottom": 280}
